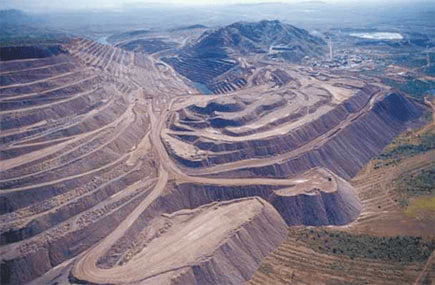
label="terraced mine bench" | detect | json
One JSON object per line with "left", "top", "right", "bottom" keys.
{"left": 0, "top": 21, "right": 431, "bottom": 284}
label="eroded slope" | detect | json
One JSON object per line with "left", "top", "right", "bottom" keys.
{"left": 0, "top": 23, "right": 429, "bottom": 285}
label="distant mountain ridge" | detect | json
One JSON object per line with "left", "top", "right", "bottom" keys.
{"left": 169, "top": 24, "right": 208, "bottom": 32}
{"left": 162, "top": 20, "right": 327, "bottom": 93}
{"left": 107, "top": 29, "right": 151, "bottom": 44}
{"left": 0, "top": 9, "right": 32, "bottom": 25}
{"left": 0, "top": 9, "right": 70, "bottom": 47}
{"left": 187, "top": 20, "right": 326, "bottom": 61}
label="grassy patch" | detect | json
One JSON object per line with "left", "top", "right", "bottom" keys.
{"left": 377, "top": 127, "right": 434, "bottom": 162}
{"left": 394, "top": 165, "right": 435, "bottom": 197}
{"left": 382, "top": 78, "right": 435, "bottom": 102}
{"left": 392, "top": 162, "right": 434, "bottom": 209}
{"left": 293, "top": 228, "right": 435, "bottom": 263}
{"left": 405, "top": 196, "right": 435, "bottom": 218}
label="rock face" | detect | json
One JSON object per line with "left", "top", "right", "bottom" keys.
{"left": 270, "top": 168, "right": 361, "bottom": 225}
{"left": 162, "top": 20, "right": 326, "bottom": 93}
{"left": 167, "top": 85, "right": 377, "bottom": 169}
{"left": 174, "top": 200, "right": 287, "bottom": 285}
{"left": 171, "top": 168, "right": 361, "bottom": 226}
{"left": 0, "top": 38, "right": 192, "bottom": 284}
{"left": 209, "top": 93, "right": 424, "bottom": 180}
{"left": 117, "top": 38, "right": 178, "bottom": 54}
{"left": 192, "top": 20, "right": 326, "bottom": 60}
{"left": 0, "top": 20, "right": 429, "bottom": 285}
{"left": 71, "top": 198, "right": 288, "bottom": 285}
{"left": 0, "top": 45, "right": 67, "bottom": 61}
{"left": 165, "top": 88, "right": 424, "bottom": 180}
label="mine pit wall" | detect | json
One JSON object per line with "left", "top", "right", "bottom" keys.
{"left": 170, "top": 176, "right": 360, "bottom": 226}
{"left": 0, "top": 45, "right": 68, "bottom": 61}
{"left": 0, "top": 98, "right": 129, "bottom": 172}
{"left": 97, "top": 175, "right": 359, "bottom": 272}
{"left": 204, "top": 93, "right": 426, "bottom": 180}
{"left": 221, "top": 105, "right": 307, "bottom": 137}
{"left": 0, "top": 104, "right": 145, "bottom": 213}
{"left": 172, "top": 85, "right": 377, "bottom": 168}
{"left": 0, "top": 163, "right": 144, "bottom": 245}
{"left": 74, "top": 198, "right": 287, "bottom": 285}
{"left": 0, "top": 189, "right": 148, "bottom": 285}
{"left": 0, "top": 125, "right": 149, "bottom": 246}
{"left": 172, "top": 203, "right": 287, "bottom": 285}
{"left": 209, "top": 98, "right": 287, "bottom": 129}
{"left": 3, "top": 173, "right": 358, "bottom": 283}
{"left": 0, "top": 83, "right": 114, "bottom": 133}
{"left": 271, "top": 176, "right": 361, "bottom": 225}
{"left": 0, "top": 62, "right": 76, "bottom": 87}
{"left": 0, "top": 55, "right": 69, "bottom": 74}
{"left": 0, "top": 75, "right": 100, "bottom": 113}
{"left": 0, "top": 93, "right": 421, "bottom": 284}
{"left": 0, "top": 70, "right": 90, "bottom": 98}
{"left": 0, "top": 115, "right": 151, "bottom": 283}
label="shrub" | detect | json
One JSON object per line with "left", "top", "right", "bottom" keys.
{"left": 295, "top": 228, "right": 435, "bottom": 263}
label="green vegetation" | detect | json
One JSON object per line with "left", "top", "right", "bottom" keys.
{"left": 405, "top": 196, "right": 435, "bottom": 218}
{"left": 326, "top": 278, "right": 369, "bottom": 285}
{"left": 394, "top": 165, "right": 435, "bottom": 197}
{"left": 0, "top": 10, "right": 69, "bottom": 47}
{"left": 382, "top": 78, "right": 435, "bottom": 102}
{"left": 294, "top": 228, "right": 435, "bottom": 263}
{"left": 377, "top": 129, "right": 435, "bottom": 162}
{"left": 392, "top": 163, "right": 434, "bottom": 208}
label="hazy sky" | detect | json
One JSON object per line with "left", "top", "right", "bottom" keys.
{"left": 1, "top": 0, "right": 425, "bottom": 12}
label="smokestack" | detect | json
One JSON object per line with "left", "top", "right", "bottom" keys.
{"left": 328, "top": 38, "right": 333, "bottom": 60}
{"left": 425, "top": 46, "right": 430, "bottom": 68}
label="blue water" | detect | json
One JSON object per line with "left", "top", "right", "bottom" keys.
{"left": 193, "top": 82, "right": 213, "bottom": 95}
{"left": 97, "top": 36, "right": 109, "bottom": 45}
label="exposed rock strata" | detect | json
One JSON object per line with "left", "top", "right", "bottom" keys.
{"left": 71, "top": 198, "right": 288, "bottom": 285}
{"left": 208, "top": 93, "right": 424, "bottom": 179}
{"left": 171, "top": 168, "right": 361, "bottom": 226}
{"left": 0, "top": 28, "right": 428, "bottom": 285}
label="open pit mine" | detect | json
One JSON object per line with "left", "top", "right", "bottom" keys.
{"left": 0, "top": 20, "right": 429, "bottom": 284}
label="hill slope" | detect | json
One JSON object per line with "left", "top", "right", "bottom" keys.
{"left": 191, "top": 20, "right": 326, "bottom": 59}
{"left": 163, "top": 20, "right": 326, "bottom": 92}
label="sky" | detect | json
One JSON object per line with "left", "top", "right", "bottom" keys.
{"left": 1, "top": 0, "right": 428, "bottom": 12}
